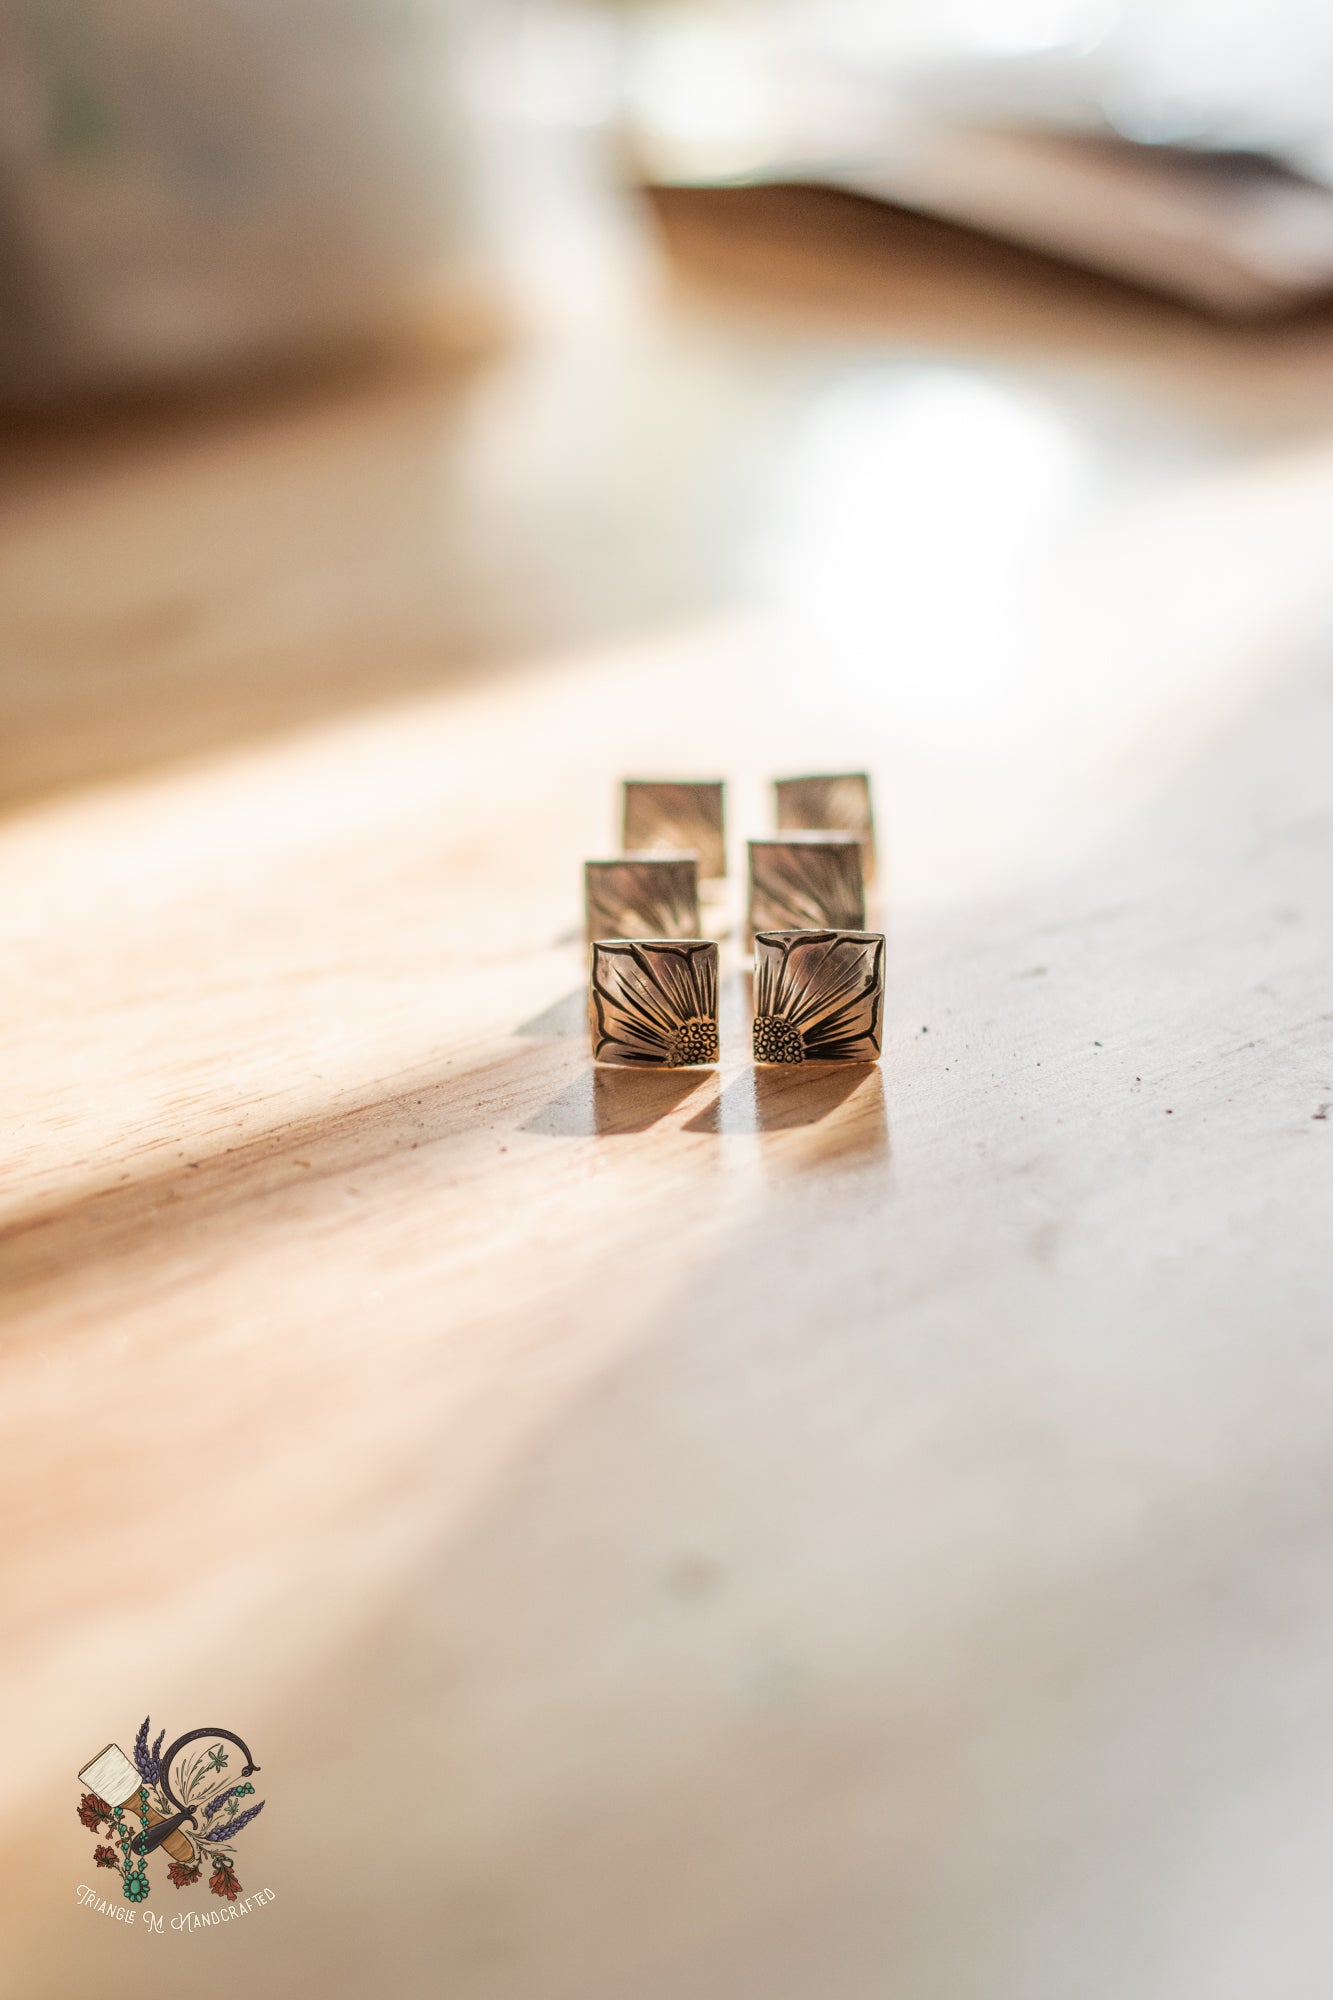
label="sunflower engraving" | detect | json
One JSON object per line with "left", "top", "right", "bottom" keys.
{"left": 584, "top": 854, "right": 700, "bottom": 946}
{"left": 746, "top": 835, "right": 864, "bottom": 943}
{"left": 774, "top": 772, "right": 876, "bottom": 879}
{"left": 590, "top": 939, "right": 719, "bottom": 1066}
{"left": 622, "top": 781, "right": 726, "bottom": 879}
{"left": 752, "top": 930, "right": 884, "bottom": 1064}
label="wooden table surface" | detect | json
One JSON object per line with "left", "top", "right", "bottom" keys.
{"left": 6, "top": 187, "right": 1333, "bottom": 1999}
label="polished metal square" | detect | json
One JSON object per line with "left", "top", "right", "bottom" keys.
{"left": 775, "top": 772, "right": 875, "bottom": 878}
{"left": 589, "top": 938, "right": 719, "bottom": 1066}
{"left": 584, "top": 853, "right": 700, "bottom": 946}
{"left": 752, "top": 929, "right": 884, "bottom": 1064}
{"left": 746, "top": 833, "right": 864, "bottom": 944}
{"left": 622, "top": 780, "right": 726, "bottom": 880}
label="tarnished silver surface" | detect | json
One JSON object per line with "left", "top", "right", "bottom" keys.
{"left": 584, "top": 853, "right": 700, "bottom": 946}
{"left": 746, "top": 833, "right": 864, "bottom": 943}
{"left": 589, "top": 938, "right": 719, "bottom": 1067}
{"left": 752, "top": 929, "right": 885, "bottom": 1064}
{"left": 622, "top": 780, "right": 726, "bottom": 879}
{"left": 775, "top": 772, "right": 876, "bottom": 878}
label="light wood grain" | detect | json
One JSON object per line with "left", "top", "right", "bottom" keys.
{"left": 6, "top": 188, "right": 1333, "bottom": 1999}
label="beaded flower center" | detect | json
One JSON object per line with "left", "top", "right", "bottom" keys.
{"left": 753, "top": 1015, "right": 804, "bottom": 1064}
{"left": 665, "top": 1017, "right": 719, "bottom": 1066}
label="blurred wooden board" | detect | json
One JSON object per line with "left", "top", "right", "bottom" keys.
{"left": 4, "top": 187, "right": 1333, "bottom": 1999}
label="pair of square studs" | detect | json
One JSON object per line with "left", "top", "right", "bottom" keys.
{"left": 591, "top": 930, "right": 885, "bottom": 1068}
{"left": 587, "top": 776, "right": 883, "bottom": 1068}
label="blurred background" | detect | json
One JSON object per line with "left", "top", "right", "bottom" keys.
{"left": 9, "top": 0, "right": 1333, "bottom": 817}
{"left": 11, "top": 0, "right": 1333, "bottom": 405}
{"left": 7, "top": 5, "right": 1333, "bottom": 1999}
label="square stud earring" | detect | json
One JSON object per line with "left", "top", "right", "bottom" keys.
{"left": 584, "top": 854, "right": 700, "bottom": 947}
{"left": 775, "top": 772, "right": 875, "bottom": 880}
{"left": 752, "top": 929, "right": 884, "bottom": 1064}
{"left": 622, "top": 780, "right": 726, "bottom": 881}
{"left": 746, "top": 833, "right": 864, "bottom": 944}
{"left": 590, "top": 938, "right": 719, "bottom": 1066}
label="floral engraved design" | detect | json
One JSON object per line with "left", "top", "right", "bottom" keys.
{"left": 590, "top": 939, "right": 719, "bottom": 1066}
{"left": 774, "top": 773, "right": 875, "bottom": 878}
{"left": 746, "top": 835, "right": 865, "bottom": 943}
{"left": 622, "top": 781, "right": 726, "bottom": 879}
{"left": 584, "top": 854, "right": 700, "bottom": 945}
{"left": 752, "top": 930, "right": 884, "bottom": 1064}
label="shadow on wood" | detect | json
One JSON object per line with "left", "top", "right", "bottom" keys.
{"left": 514, "top": 986, "right": 587, "bottom": 1040}
{"left": 523, "top": 1066, "right": 709, "bottom": 1138}
{"left": 684, "top": 1065, "right": 887, "bottom": 1159}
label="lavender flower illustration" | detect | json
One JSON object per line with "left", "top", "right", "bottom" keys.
{"left": 133, "top": 1717, "right": 165, "bottom": 1788}
{"left": 205, "top": 1802, "right": 265, "bottom": 1844}
{"left": 205, "top": 1781, "right": 255, "bottom": 1821}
